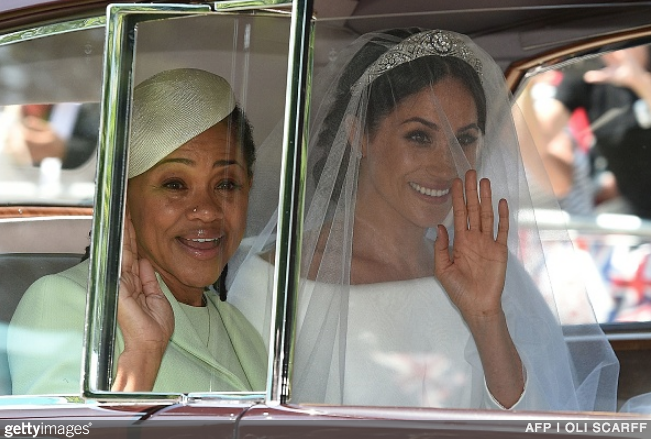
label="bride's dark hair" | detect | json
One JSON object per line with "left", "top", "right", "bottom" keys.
{"left": 311, "top": 28, "right": 419, "bottom": 185}
{"left": 365, "top": 56, "right": 486, "bottom": 138}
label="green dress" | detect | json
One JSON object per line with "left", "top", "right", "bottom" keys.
{"left": 8, "top": 259, "right": 267, "bottom": 395}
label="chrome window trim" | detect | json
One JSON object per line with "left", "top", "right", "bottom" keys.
{"left": 84, "top": 3, "right": 213, "bottom": 402}
{"left": 213, "top": 0, "right": 292, "bottom": 11}
{"left": 0, "top": 16, "right": 106, "bottom": 45}
{"left": 266, "top": 0, "right": 313, "bottom": 405}
{"left": 84, "top": 0, "right": 315, "bottom": 406}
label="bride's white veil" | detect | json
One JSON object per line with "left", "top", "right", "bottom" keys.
{"left": 228, "top": 28, "right": 619, "bottom": 411}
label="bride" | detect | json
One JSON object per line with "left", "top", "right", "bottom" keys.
{"left": 229, "top": 28, "right": 619, "bottom": 411}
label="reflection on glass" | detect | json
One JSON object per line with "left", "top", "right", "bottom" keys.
{"left": 0, "top": 25, "right": 104, "bottom": 207}
{"left": 0, "top": 102, "right": 99, "bottom": 205}
{"left": 1, "top": 103, "right": 99, "bottom": 168}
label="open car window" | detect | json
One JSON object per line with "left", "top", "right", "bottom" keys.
{"left": 511, "top": 38, "right": 651, "bottom": 410}
{"left": 0, "top": 20, "right": 104, "bottom": 400}
{"left": 514, "top": 42, "right": 651, "bottom": 326}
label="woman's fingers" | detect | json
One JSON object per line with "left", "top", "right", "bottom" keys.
{"left": 496, "top": 198, "right": 510, "bottom": 246}
{"left": 479, "top": 177, "right": 494, "bottom": 236}
{"left": 464, "top": 169, "right": 481, "bottom": 231}
{"left": 139, "top": 258, "right": 162, "bottom": 298}
{"left": 120, "top": 208, "right": 143, "bottom": 301}
{"left": 122, "top": 210, "right": 134, "bottom": 275}
{"left": 453, "top": 170, "right": 507, "bottom": 240}
{"left": 434, "top": 224, "right": 452, "bottom": 273}
{"left": 453, "top": 170, "right": 485, "bottom": 234}
{"left": 451, "top": 177, "right": 467, "bottom": 234}
{"left": 126, "top": 210, "right": 139, "bottom": 277}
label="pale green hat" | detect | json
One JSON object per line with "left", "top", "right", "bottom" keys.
{"left": 128, "top": 68, "right": 236, "bottom": 178}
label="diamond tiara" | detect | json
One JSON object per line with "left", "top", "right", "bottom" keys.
{"left": 353, "top": 30, "right": 483, "bottom": 92}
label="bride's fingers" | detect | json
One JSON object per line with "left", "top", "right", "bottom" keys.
{"left": 479, "top": 178, "right": 494, "bottom": 237}
{"left": 464, "top": 169, "right": 481, "bottom": 231}
{"left": 496, "top": 198, "right": 510, "bottom": 246}
{"left": 451, "top": 177, "right": 467, "bottom": 234}
{"left": 434, "top": 224, "right": 452, "bottom": 273}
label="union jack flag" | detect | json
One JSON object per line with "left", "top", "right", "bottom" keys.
{"left": 576, "top": 236, "right": 651, "bottom": 323}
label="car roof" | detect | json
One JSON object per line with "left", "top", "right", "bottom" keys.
{"left": 312, "top": 0, "right": 651, "bottom": 72}
{"left": 3, "top": 0, "right": 651, "bottom": 64}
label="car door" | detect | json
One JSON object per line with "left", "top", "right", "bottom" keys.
{"left": 0, "top": 1, "right": 302, "bottom": 435}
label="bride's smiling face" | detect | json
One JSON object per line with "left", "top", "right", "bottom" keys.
{"left": 357, "top": 75, "right": 482, "bottom": 229}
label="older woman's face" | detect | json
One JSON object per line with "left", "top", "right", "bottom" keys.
{"left": 358, "top": 76, "right": 481, "bottom": 230}
{"left": 127, "top": 120, "right": 251, "bottom": 299}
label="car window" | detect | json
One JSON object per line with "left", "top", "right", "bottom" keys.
{"left": 515, "top": 43, "right": 651, "bottom": 325}
{"left": 0, "top": 24, "right": 104, "bottom": 207}
{"left": 274, "top": 9, "right": 635, "bottom": 414}
{"left": 83, "top": 8, "right": 294, "bottom": 399}
{"left": 6, "top": 0, "right": 651, "bottom": 418}
{"left": 0, "top": 19, "right": 103, "bottom": 400}
{"left": 511, "top": 41, "right": 651, "bottom": 411}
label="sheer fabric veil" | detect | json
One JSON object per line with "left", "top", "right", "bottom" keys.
{"left": 228, "top": 28, "right": 619, "bottom": 411}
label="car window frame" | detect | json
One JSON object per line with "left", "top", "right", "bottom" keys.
{"left": 0, "top": 12, "right": 105, "bottom": 406}
{"left": 507, "top": 28, "right": 651, "bottom": 340}
{"left": 0, "top": 16, "right": 105, "bottom": 208}
{"left": 83, "top": 0, "right": 315, "bottom": 406}
{"left": 3, "top": 0, "right": 651, "bottom": 422}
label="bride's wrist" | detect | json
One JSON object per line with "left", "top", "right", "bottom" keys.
{"left": 463, "top": 308, "right": 507, "bottom": 333}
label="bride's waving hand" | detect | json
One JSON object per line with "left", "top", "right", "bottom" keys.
{"left": 435, "top": 170, "right": 509, "bottom": 320}
{"left": 435, "top": 170, "right": 522, "bottom": 408}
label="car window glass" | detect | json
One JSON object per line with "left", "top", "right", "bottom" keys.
{"left": 0, "top": 26, "right": 104, "bottom": 207}
{"left": 83, "top": 11, "right": 292, "bottom": 398}
{"left": 516, "top": 44, "right": 651, "bottom": 326}
{"left": 2, "top": 10, "right": 292, "bottom": 400}
{"left": 0, "top": 23, "right": 103, "bottom": 399}
{"left": 273, "top": 13, "right": 627, "bottom": 413}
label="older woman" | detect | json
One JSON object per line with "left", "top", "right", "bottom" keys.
{"left": 8, "top": 68, "right": 265, "bottom": 394}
